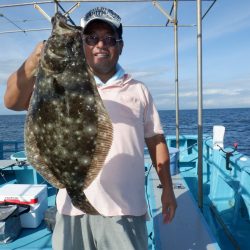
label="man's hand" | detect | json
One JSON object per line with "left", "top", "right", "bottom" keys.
{"left": 26, "top": 41, "right": 45, "bottom": 76}
{"left": 161, "top": 187, "right": 177, "bottom": 224}
{"left": 145, "top": 134, "right": 177, "bottom": 224}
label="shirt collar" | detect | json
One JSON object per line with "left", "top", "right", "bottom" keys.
{"left": 94, "top": 64, "right": 125, "bottom": 86}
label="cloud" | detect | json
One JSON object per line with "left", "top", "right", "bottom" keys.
{"left": 150, "top": 84, "right": 250, "bottom": 110}
{"left": 126, "top": 65, "right": 170, "bottom": 82}
{"left": 204, "top": 88, "right": 243, "bottom": 96}
{"left": 127, "top": 70, "right": 158, "bottom": 79}
{"left": 204, "top": 96, "right": 250, "bottom": 109}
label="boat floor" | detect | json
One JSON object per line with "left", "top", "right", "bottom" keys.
{"left": 179, "top": 163, "right": 249, "bottom": 250}
{"left": 146, "top": 161, "right": 221, "bottom": 250}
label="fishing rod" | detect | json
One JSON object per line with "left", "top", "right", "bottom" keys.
{"left": 0, "top": 159, "right": 27, "bottom": 183}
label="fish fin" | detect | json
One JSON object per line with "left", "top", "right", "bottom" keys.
{"left": 25, "top": 102, "right": 65, "bottom": 189}
{"left": 83, "top": 88, "right": 113, "bottom": 189}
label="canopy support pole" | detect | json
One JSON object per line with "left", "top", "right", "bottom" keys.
{"left": 153, "top": 0, "right": 180, "bottom": 149}
{"left": 152, "top": 1, "right": 174, "bottom": 23}
{"left": 174, "top": 0, "right": 179, "bottom": 149}
{"left": 34, "top": 4, "right": 51, "bottom": 22}
{"left": 197, "top": 0, "right": 203, "bottom": 211}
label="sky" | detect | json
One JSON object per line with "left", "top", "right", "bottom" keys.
{"left": 0, "top": 0, "right": 250, "bottom": 115}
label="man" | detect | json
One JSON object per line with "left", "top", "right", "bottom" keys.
{"left": 4, "top": 7, "right": 177, "bottom": 250}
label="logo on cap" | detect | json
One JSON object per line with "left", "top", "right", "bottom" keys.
{"left": 81, "top": 7, "right": 121, "bottom": 29}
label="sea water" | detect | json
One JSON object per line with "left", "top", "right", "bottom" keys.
{"left": 0, "top": 108, "right": 250, "bottom": 156}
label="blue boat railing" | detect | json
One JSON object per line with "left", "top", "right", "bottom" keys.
{"left": 204, "top": 139, "right": 250, "bottom": 221}
{"left": 165, "top": 135, "right": 250, "bottom": 249}
{"left": 0, "top": 140, "right": 24, "bottom": 160}
{"left": 203, "top": 138, "right": 250, "bottom": 249}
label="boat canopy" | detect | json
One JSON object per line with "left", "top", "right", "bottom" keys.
{"left": 0, "top": 0, "right": 218, "bottom": 210}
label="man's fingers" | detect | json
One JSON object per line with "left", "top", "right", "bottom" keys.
{"left": 162, "top": 206, "right": 175, "bottom": 224}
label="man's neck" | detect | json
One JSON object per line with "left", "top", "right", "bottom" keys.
{"left": 93, "top": 64, "right": 125, "bottom": 86}
{"left": 93, "top": 69, "right": 116, "bottom": 84}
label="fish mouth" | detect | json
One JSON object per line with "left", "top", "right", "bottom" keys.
{"left": 52, "top": 12, "right": 82, "bottom": 32}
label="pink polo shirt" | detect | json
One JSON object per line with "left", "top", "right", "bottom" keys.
{"left": 56, "top": 74, "right": 163, "bottom": 216}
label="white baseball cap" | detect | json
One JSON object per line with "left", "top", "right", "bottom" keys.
{"left": 80, "top": 7, "right": 123, "bottom": 37}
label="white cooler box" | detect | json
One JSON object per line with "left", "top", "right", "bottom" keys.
{"left": 0, "top": 184, "right": 48, "bottom": 228}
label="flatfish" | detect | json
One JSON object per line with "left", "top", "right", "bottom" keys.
{"left": 24, "top": 12, "right": 113, "bottom": 214}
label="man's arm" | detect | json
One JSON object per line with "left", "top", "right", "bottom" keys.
{"left": 4, "top": 42, "right": 44, "bottom": 111}
{"left": 145, "top": 134, "right": 177, "bottom": 224}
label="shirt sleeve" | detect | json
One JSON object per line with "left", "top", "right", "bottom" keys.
{"left": 137, "top": 83, "right": 164, "bottom": 138}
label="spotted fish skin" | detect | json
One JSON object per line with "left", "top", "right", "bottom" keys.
{"left": 25, "top": 13, "right": 113, "bottom": 214}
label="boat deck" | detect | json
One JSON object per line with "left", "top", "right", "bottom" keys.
{"left": 1, "top": 135, "right": 249, "bottom": 249}
{"left": 1, "top": 223, "right": 52, "bottom": 250}
{"left": 145, "top": 157, "right": 221, "bottom": 250}
{"left": 0, "top": 159, "right": 221, "bottom": 250}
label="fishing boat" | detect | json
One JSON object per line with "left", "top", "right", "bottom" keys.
{"left": 0, "top": 129, "right": 249, "bottom": 249}
{"left": 0, "top": 0, "right": 249, "bottom": 249}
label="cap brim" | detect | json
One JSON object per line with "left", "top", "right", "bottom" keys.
{"left": 80, "top": 17, "right": 119, "bottom": 31}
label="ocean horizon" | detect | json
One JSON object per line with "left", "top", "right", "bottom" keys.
{"left": 1, "top": 106, "right": 250, "bottom": 115}
{"left": 1, "top": 107, "right": 250, "bottom": 157}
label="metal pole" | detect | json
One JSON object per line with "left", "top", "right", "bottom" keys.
{"left": 197, "top": 0, "right": 203, "bottom": 211}
{"left": 152, "top": 1, "right": 174, "bottom": 23}
{"left": 34, "top": 4, "right": 51, "bottom": 22}
{"left": 174, "top": 0, "right": 179, "bottom": 149}
{"left": 55, "top": 1, "right": 59, "bottom": 13}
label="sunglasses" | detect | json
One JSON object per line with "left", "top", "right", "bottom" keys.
{"left": 83, "top": 35, "right": 122, "bottom": 47}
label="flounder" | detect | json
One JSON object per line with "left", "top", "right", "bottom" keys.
{"left": 24, "top": 12, "right": 113, "bottom": 214}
